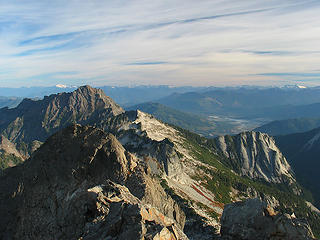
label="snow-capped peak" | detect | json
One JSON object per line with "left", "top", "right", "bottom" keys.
{"left": 56, "top": 84, "right": 67, "bottom": 88}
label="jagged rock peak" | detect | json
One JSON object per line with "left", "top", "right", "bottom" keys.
{"left": 71, "top": 85, "right": 121, "bottom": 110}
{"left": 56, "top": 85, "right": 124, "bottom": 115}
{"left": 215, "top": 131, "right": 295, "bottom": 184}
{"left": 77, "top": 84, "right": 101, "bottom": 93}
{"left": 32, "top": 123, "right": 134, "bottom": 183}
{"left": 15, "top": 85, "right": 124, "bottom": 115}
{"left": 71, "top": 85, "right": 107, "bottom": 102}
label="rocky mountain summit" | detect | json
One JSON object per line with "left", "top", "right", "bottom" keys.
{"left": 0, "top": 86, "right": 319, "bottom": 239}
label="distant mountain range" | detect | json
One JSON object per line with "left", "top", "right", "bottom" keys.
{"left": 1, "top": 86, "right": 319, "bottom": 238}
{"left": 155, "top": 87, "right": 320, "bottom": 119}
{"left": 0, "top": 96, "right": 22, "bottom": 109}
{"left": 0, "top": 85, "right": 205, "bottom": 107}
{"left": 125, "top": 87, "right": 320, "bottom": 136}
{"left": 3, "top": 85, "right": 320, "bottom": 136}
{"left": 127, "top": 102, "right": 225, "bottom": 137}
{"left": 100, "top": 85, "right": 206, "bottom": 107}
{"left": 255, "top": 118, "right": 320, "bottom": 136}
{"left": 3, "top": 85, "right": 320, "bottom": 115}
{"left": 0, "top": 85, "right": 76, "bottom": 98}
{"left": 250, "top": 102, "right": 320, "bottom": 120}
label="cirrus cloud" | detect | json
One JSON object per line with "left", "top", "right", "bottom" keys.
{"left": 0, "top": 0, "right": 320, "bottom": 87}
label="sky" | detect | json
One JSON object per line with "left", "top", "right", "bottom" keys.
{"left": 1, "top": 0, "right": 320, "bottom": 87}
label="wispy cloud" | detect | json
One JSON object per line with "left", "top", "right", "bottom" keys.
{"left": 126, "top": 61, "right": 168, "bottom": 66}
{"left": 0, "top": 0, "right": 320, "bottom": 87}
{"left": 258, "top": 72, "right": 320, "bottom": 77}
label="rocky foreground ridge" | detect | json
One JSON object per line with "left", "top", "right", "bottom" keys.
{"left": 0, "top": 86, "right": 319, "bottom": 239}
{"left": 0, "top": 125, "right": 187, "bottom": 239}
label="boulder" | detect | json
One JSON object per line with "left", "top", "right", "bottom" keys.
{"left": 220, "top": 198, "right": 315, "bottom": 240}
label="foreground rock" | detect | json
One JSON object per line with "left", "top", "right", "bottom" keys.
{"left": 220, "top": 198, "right": 315, "bottom": 240}
{"left": 0, "top": 124, "right": 186, "bottom": 239}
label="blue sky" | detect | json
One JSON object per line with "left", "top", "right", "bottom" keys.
{"left": 1, "top": 0, "right": 320, "bottom": 87}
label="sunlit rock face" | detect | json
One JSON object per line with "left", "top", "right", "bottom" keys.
{"left": 215, "top": 131, "right": 295, "bottom": 184}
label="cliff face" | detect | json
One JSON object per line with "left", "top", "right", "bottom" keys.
{"left": 215, "top": 131, "right": 295, "bottom": 184}
{"left": 0, "top": 124, "right": 186, "bottom": 240}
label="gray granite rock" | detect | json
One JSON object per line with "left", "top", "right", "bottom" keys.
{"left": 220, "top": 198, "right": 315, "bottom": 240}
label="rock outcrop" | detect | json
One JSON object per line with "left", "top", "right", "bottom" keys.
{"left": 220, "top": 198, "right": 315, "bottom": 240}
{"left": 0, "top": 124, "right": 186, "bottom": 239}
{"left": 215, "top": 131, "right": 295, "bottom": 184}
{"left": 0, "top": 135, "right": 22, "bottom": 159}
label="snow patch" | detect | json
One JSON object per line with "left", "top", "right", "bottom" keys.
{"left": 56, "top": 84, "right": 67, "bottom": 88}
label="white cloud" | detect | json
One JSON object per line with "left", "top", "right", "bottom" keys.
{"left": 0, "top": 0, "right": 320, "bottom": 87}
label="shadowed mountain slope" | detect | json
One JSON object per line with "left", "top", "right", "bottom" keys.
{"left": 156, "top": 88, "right": 320, "bottom": 119}
{"left": 276, "top": 127, "right": 320, "bottom": 207}
{"left": 255, "top": 118, "right": 320, "bottom": 136}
